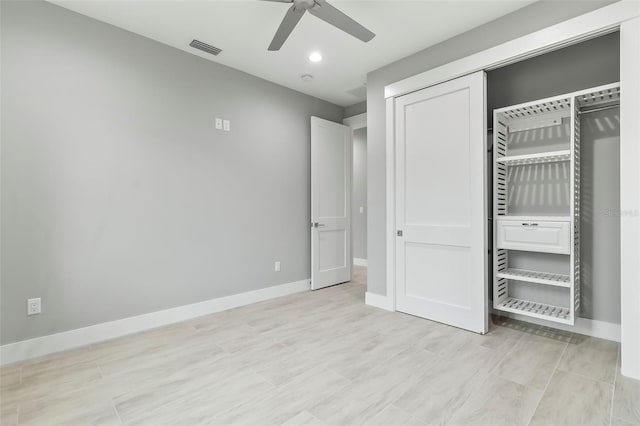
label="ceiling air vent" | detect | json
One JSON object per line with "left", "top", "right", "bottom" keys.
{"left": 346, "top": 85, "right": 367, "bottom": 98}
{"left": 189, "top": 39, "right": 222, "bottom": 56}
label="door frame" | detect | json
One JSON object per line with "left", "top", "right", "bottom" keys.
{"left": 384, "top": 2, "right": 640, "bottom": 378}
{"left": 343, "top": 113, "right": 367, "bottom": 268}
{"left": 343, "top": 112, "right": 367, "bottom": 130}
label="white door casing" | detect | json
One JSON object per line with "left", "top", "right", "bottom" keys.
{"left": 394, "top": 71, "right": 488, "bottom": 334}
{"left": 311, "top": 116, "right": 352, "bottom": 290}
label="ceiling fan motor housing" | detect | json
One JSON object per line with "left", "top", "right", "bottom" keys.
{"left": 293, "top": 0, "right": 318, "bottom": 11}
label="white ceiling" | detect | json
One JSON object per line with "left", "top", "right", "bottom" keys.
{"left": 50, "top": 0, "right": 534, "bottom": 107}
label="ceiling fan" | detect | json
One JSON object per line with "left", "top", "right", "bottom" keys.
{"left": 263, "top": 0, "right": 375, "bottom": 51}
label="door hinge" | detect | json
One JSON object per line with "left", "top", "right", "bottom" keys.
{"left": 397, "top": 230, "right": 403, "bottom": 237}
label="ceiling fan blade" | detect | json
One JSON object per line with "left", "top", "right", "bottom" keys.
{"left": 268, "top": 5, "right": 306, "bottom": 51}
{"left": 308, "top": 0, "right": 375, "bottom": 43}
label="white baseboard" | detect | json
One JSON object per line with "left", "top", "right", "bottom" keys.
{"left": 0, "top": 279, "right": 310, "bottom": 366}
{"left": 365, "top": 292, "right": 393, "bottom": 311}
{"left": 492, "top": 310, "right": 621, "bottom": 342}
{"left": 361, "top": 297, "right": 619, "bottom": 341}
{"left": 353, "top": 258, "right": 368, "bottom": 267}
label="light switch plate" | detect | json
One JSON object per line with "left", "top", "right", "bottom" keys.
{"left": 223, "top": 120, "right": 231, "bottom": 132}
{"left": 215, "top": 118, "right": 223, "bottom": 130}
{"left": 27, "top": 298, "right": 41, "bottom": 315}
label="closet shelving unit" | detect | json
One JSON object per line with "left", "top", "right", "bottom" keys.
{"left": 493, "top": 82, "right": 620, "bottom": 325}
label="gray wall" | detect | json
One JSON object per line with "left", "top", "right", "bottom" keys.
{"left": 366, "top": 0, "right": 615, "bottom": 297}
{"left": 580, "top": 107, "right": 620, "bottom": 323}
{"left": 352, "top": 128, "right": 367, "bottom": 261}
{"left": 344, "top": 101, "right": 367, "bottom": 119}
{"left": 487, "top": 32, "right": 620, "bottom": 116}
{"left": 0, "top": 1, "right": 343, "bottom": 344}
{"left": 487, "top": 32, "right": 620, "bottom": 323}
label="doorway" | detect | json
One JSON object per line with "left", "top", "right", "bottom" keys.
{"left": 352, "top": 127, "right": 367, "bottom": 268}
{"left": 343, "top": 113, "right": 367, "bottom": 267}
{"left": 344, "top": 112, "right": 368, "bottom": 293}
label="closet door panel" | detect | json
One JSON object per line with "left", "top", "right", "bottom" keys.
{"left": 395, "top": 71, "right": 488, "bottom": 334}
{"left": 404, "top": 243, "right": 472, "bottom": 308}
{"left": 404, "top": 88, "right": 471, "bottom": 227}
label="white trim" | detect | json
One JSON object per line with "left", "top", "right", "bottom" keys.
{"left": 365, "top": 292, "right": 393, "bottom": 311}
{"left": 343, "top": 112, "right": 366, "bottom": 130}
{"left": 0, "top": 279, "right": 310, "bottom": 366}
{"left": 620, "top": 16, "right": 640, "bottom": 380}
{"left": 493, "top": 311, "right": 621, "bottom": 343}
{"left": 385, "top": 97, "right": 395, "bottom": 307}
{"left": 385, "top": 2, "right": 639, "bottom": 99}
{"left": 353, "top": 258, "right": 368, "bottom": 267}
{"left": 365, "top": 297, "right": 619, "bottom": 341}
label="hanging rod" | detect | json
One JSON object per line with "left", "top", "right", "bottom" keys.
{"left": 578, "top": 103, "right": 620, "bottom": 115}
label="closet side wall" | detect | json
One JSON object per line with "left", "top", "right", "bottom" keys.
{"left": 487, "top": 32, "right": 621, "bottom": 324}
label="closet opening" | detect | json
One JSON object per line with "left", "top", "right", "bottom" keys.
{"left": 486, "top": 31, "right": 621, "bottom": 331}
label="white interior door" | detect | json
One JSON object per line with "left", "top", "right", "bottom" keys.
{"left": 311, "top": 116, "right": 352, "bottom": 290}
{"left": 394, "top": 71, "right": 488, "bottom": 333}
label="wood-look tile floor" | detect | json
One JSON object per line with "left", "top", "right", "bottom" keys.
{"left": 1, "top": 266, "right": 638, "bottom": 426}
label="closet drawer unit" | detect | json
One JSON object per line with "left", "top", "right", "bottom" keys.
{"left": 496, "top": 219, "right": 571, "bottom": 254}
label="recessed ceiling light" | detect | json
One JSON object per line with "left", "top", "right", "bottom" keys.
{"left": 309, "top": 52, "right": 323, "bottom": 63}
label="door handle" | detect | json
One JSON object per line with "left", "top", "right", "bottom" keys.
{"left": 313, "top": 222, "right": 326, "bottom": 228}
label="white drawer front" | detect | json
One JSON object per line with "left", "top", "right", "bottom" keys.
{"left": 497, "top": 220, "right": 571, "bottom": 254}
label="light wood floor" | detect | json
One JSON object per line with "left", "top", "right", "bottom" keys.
{"left": 1, "top": 266, "right": 639, "bottom": 426}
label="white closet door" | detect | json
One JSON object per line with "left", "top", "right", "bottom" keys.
{"left": 395, "top": 71, "right": 488, "bottom": 334}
